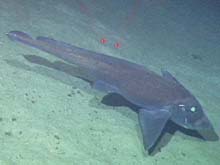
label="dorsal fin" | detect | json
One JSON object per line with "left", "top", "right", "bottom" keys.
{"left": 161, "top": 69, "right": 179, "bottom": 83}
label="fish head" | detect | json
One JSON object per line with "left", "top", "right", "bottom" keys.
{"left": 170, "top": 97, "right": 219, "bottom": 140}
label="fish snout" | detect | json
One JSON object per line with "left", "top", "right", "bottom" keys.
{"left": 194, "top": 116, "right": 219, "bottom": 141}
{"left": 194, "top": 116, "right": 213, "bottom": 129}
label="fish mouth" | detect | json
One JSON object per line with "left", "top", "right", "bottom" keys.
{"left": 194, "top": 116, "right": 219, "bottom": 141}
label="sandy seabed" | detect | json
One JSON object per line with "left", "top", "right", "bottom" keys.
{"left": 0, "top": 0, "right": 220, "bottom": 164}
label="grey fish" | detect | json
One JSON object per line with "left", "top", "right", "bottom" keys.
{"left": 7, "top": 31, "right": 219, "bottom": 152}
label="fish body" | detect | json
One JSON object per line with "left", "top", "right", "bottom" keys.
{"left": 7, "top": 31, "right": 219, "bottom": 152}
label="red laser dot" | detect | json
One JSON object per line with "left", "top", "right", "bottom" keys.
{"left": 100, "top": 38, "right": 107, "bottom": 44}
{"left": 114, "top": 42, "right": 121, "bottom": 49}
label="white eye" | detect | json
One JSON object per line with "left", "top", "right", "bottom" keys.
{"left": 190, "top": 106, "right": 196, "bottom": 112}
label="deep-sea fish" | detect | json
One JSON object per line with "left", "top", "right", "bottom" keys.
{"left": 7, "top": 31, "right": 219, "bottom": 153}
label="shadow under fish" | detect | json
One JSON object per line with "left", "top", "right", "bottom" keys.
{"left": 7, "top": 31, "right": 219, "bottom": 154}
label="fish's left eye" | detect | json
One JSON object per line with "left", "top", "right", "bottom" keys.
{"left": 190, "top": 106, "right": 196, "bottom": 113}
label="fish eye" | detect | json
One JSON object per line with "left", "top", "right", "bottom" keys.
{"left": 178, "top": 104, "right": 197, "bottom": 113}
{"left": 190, "top": 106, "right": 196, "bottom": 113}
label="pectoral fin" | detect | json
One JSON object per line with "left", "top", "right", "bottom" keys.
{"left": 138, "top": 108, "right": 171, "bottom": 150}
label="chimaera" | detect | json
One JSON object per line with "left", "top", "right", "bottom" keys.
{"left": 7, "top": 31, "right": 219, "bottom": 152}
